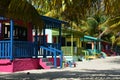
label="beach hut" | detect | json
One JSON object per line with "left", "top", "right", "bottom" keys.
{"left": 0, "top": 0, "right": 67, "bottom": 72}
{"left": 101, "top": 41, "right": 116, "bottom": 56}
{"left": 60, "top": 27, "right": 84, "bottom": 61}
{"left": 80, "top": 35, "right": 102, "bottom": 60}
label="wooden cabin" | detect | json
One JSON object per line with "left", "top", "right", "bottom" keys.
{"left": 102, "top": 41, "right": 116, "bottom": 56}
{"left": 0, "top": 0, "right": 69, "bottom": 72}
{"left": 0, "top": 16, "right": 67, "bottom": 72}
{"left": 47, "top": 24, "right": 84, "bottom": 61}
{"left": 80, "top": 35, "right": 102, "bottom": 60}
{"left": 61, "top": 28, "right": 83, "bottom": 61}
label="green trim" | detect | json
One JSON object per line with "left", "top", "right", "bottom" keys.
{"left": 81, "top": 35, "right": 101, "bottom": 41}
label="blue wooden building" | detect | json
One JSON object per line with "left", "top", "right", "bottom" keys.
{"left": 0, "top": 1, "right": 67, "bottom": 72}
{"left": 0, "top": 16, "right": 67, "bottom": 72}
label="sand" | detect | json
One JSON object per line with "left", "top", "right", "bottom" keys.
{"left": 0, "top": 56, "right": 120, "bottom": 80}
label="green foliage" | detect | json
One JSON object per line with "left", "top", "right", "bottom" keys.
{"left": 28, "top": 0, "right": 120, "bottom": 45}
{"left": 104, "top": 0, "right": 120, "bottom": 17}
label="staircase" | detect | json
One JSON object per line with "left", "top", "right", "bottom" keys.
{"left": 39, "top": 46, "right": 63, "bottom": 68}
{"left": 39, "top": 58, "right": 55, "bottom": 69}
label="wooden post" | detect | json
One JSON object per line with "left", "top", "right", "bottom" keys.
{"left": 71, "top": 33, "right": 73, "bottom": 56}
{"left": 60, "top": 51, "right": 63, "bottom": 68}
{"left": 43, "top": 24, "right": 46, "bottom": 58}
{"left": 54, "top": 51, "right": 57, "bottom": 68}
{"left": 94, "top": 41, "right": 96, "bottom": 53}
{"left": 59, "top": 23, "right": 62, "bottom": 50}
{"left": 10, "top": 19, "right": 14, "bottom": 60}
{"left": 99, "top": 41, "right": 101, "bottom": 53}
{"left": 35, "top": 28, "right": 38, "bottom": 58}
{"left": 43, "top": 25, "right": 46, "bottom": 46}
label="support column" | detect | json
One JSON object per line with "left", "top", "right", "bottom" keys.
{"left": 10, "top": 19, "right": 14, "bottom": 60}
{"left": 35, "top": 28, "right": 38, "bottom": 58}
{"left": 99, "top": 41, "right": 101, "bottom": 53}
{"left": 54, "top": 51, "right": 57, "bottom": 68}
{"left": 94, "top": 41, "right": 96, "bottom": 53}
{"left": 43, "top": 25, "right": 46, "bottom": 46}
{"left": 71, "top": 33, "right": 73, "bottom": 56}
{"left": 43, "top": 24, "right": 46, "bottom": 58}
{"left": 59, "top": 24, "right": 62, "bottom": 50}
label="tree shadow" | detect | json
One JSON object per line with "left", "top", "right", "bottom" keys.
{"left": 0, "top": 69, "right": 120, "bottom": 80}
{"left": 107, "top": 56, "right": 120, "bottom": 64}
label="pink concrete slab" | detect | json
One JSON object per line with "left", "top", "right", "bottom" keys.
{"left": 48, "top": 58, "right": 60, "bottom": 66}
{"left": 0, "top": 58, "right": 60, "bottom": 72}
{"left": 0, "top": 59, "right": 11, "bottom": 64}
{"left": 39, "top": 59, "right": 50, "bottom": 69}
{"left": 13, "top": 58, "right": 39, "bottom": 72}
{"left": 0, "top": 58, "right": 39, "bottom": 72}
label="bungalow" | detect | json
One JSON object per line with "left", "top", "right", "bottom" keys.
{"left": 0, "top": 1, "right": 67, "bottom": 72}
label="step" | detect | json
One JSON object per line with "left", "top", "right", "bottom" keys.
{"left": 0, "top": 59, "right": 11, "bottom": 65}
{"left": 46, "top": 62, "right": 53, "bottom": 66}
{"left": 42, "top": 58, "right": 49, "bottom": 62}
{"left": 50, "top": 66, "right": 56, "bottom": 69}
{"left": 39, "top": 58, "right": 55, "bottom": 69}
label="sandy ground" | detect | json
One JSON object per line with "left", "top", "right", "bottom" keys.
{"left": 0, "top": 56, "right": 120, "bottom": 80}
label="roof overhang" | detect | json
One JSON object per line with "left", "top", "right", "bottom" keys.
{"left": 0, "top": 0, "right": 42, "bottom": 29}
{"left": 62, "top": 28, "right": 84, "bottom": 37}
{"left": 81, "top": 35, "right": 101, "bottom": 42}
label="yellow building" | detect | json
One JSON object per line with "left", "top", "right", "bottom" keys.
{"left": 52, "top": 27, "right": 84, "bottom": 61}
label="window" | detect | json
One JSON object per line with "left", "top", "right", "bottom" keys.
{"left": 3, "top": 25, "right": 27, "bottom": 41}
{"left": 86, "top": 44, "right": 92, "bottom": 49}
{"left": 67, "top": 41, "right": 76, "bottom": 47}
{"left": 33, "top": 35, "right": 47, "bottom": 45}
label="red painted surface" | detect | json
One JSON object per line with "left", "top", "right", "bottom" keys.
{"left": 0, "top": 59, "right": 11, "bottom": 64}
{"left": 48, "top": 58, "right": 60, "bottom": 66}
{"left": 0, "top": 58, "right": 60, "bottom": 72}
{"left": 13, "top": 58, "right": 39, "bottom": 72}
{"left": 101, "top": 41, "right": 116, "bottom": 56}
{"left": 27, "top": 23, "right": 32, "bottom": 41}
{"left": 0, "top": 58, "right": 39, "bottom": 72}
{"left": 53, "top": 36, "right": 57, "bottom": 43}
{"left": 0, "top": 59, "right": 13, "bottom": 72}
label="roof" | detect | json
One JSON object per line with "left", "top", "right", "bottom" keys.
{"left": 81, "top": 35, "right": 101, "bottom": 41}
{"left": 0, "top": 0, "right": 43, "bottom": 29}
{"left": 41, "top": 16, "right": 68, "bottom": 24}
{"left": 41, "top": 16, "right": 68, "bottom": 28}
{"left": 62, "top": 28, "right": 84, "bottom": 37}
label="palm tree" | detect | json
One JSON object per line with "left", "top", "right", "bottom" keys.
{"left": 99, "top": 16, "right": 120, "bottom": 46}
{"left": 29, "top": 0, "right": 120, "bottom": 46}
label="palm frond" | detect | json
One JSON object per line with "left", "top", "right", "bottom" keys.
{"left": 0, "top": 0, "right": 43, "bottom": 30}
{"left": 113, "top": 37, "right": 120, "bottom": 45}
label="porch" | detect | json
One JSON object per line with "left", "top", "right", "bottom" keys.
{"left": 0, "top": 1, "right": 68, "bottom": 72}
{"left": 0, "top": 15, "right": 68, "bottom": 72}
{"left": 0, "top": 41, "right": 36, "bottom": 59}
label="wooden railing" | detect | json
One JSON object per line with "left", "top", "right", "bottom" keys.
{"left": 0, "top": 40, "right": 63, "bottom": 68}
{"left": 0, "top": 41, "right": 37, "bottom": 60}
{"left": 40, "top": 46, "right": 63, "bottom": 68}
{"left": 47, "top": 43, "right": 60, "bottom": 49}
{"left": 13, "top": 41, "right": 36, "bottom": 58}
{"left": 38, "top": 43, "right": 60, "bottom": 56}
{"left": 0, "top": 41, "right": 11, "bottom": 59}
{"left": 48, "top": 46, "right": 63, "bottom": 68}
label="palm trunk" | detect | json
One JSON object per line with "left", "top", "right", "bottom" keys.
{"left": 98, "top": 28, "right": 109, "bottom": 52}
